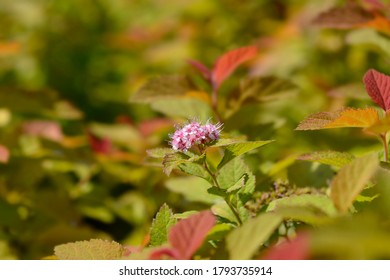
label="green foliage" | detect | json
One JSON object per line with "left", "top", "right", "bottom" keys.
{"left": 330, "top": 154, "right": 379, "bottom": 213}
{"left": 2, "top": 0, "right": 390, "bottom": 260}
{"left": 149, "top": 204, "right": 175, "bottom": 247}
{"left": 298, "top": 151, "right": 355, "bottom": 168}
{"left": 226, "top": 213, "right": 282, "bottom": 260}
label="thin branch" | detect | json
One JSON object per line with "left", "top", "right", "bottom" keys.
{"left": 381, "top": 133, "right": 388, "bottom": 162}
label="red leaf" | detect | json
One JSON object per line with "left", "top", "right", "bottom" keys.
{"left": 87, "top": 132, "right": 114, "bottom": 155}
{"left": 363, "top": 69, "right": 390, "bottom": 111}
{"left": 149, "top": 248, "right": 180, "bottom": 260}
{"left": 262, "top": 232, "right": 310, "bottom": 260}
{"left": 168, "top": 210, "right": 216, "bottom": 260}
{"left": 187, "top": 59, "right": 211, "bottom": 81}
{"left": 212, "top": 46, "right": 258, "bottom": 91}
{"left": 0, "top": 145, "right": 9, "bottom": 163}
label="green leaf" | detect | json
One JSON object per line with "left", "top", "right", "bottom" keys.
{"left": 267, "top": 194, "right": 338, "bottom": 225}
{"left": 54, "top": 239, "right": 124, "bottom": 260}
{"left": 226, "top": 213, "right": 282, "bottom": 259}
{"left": 146, "top": 148, "right": 174, "bottom": 159}
{"left": 131, "top": 75, "right": 194, "bottom": 103}
{"left": 267, "top": 194, "right": 338, "bottom": 216}
{"left": 165, "top": 176, "right": 221, "bottom": 205}
{"left": 227, "top": 76, "right": 297, "bottom": 117}
{"left": 149, "top": 204, "right": 176, "bottom": 247}
{"left": 330, "top": 154, "right": 379, "bottom": 213}
{"left": 218, "top": 140, "right": 274, "bottom": 168}
{"left": 178, "top": 162, "right": 212, "bottom": 182}
{"left": 347, "top": 29, "right": 390, "bottom": 58}
{"left": 151, "top": 98, "right": 212, "bottom": 123}
{"left": 211, "top": 202, "right": 238, "bottom": 223}
{"left": 355, "top": 194, "right": 379, "bottom": 202}
{"left": 163, "top": 152, "right": 204, "bottom": 176}
{"left": 226, "top": 174, "right": 247, "bottom": 193}
{"left": 217, "top": 157, "right": 255, "bottom": 204}
{"left": 298, "top": 151, "right": 355, "bottom": 168}
{"left": 207, "top": 186, "right": 227, "bottom": 197}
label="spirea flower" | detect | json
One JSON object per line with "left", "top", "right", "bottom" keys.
{"left": 170, "top": 120, "right": 222, "bottom": 152}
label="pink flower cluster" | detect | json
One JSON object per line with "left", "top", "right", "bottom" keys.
{"left": 170, "top": 121, "right": 222, "bottom": 152}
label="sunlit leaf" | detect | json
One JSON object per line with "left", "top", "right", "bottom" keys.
{"left": 267, "top": 194, "right": 338, "bottom": 217}
{"left": 178, "top": 162, "right": 212, "bottom": 182}
{"left": 54, "top": 239, "right": 124, "bottom": 260}
{"left": 363, "top": 14, "right": 390, "bottom": 35}
{"left": 217, "top": 140, "right": 273, "bottom": 168}
{"left": 363, "top": 69, "right": 390, "bottom": 111}
{"left": 162, "top": 152, "right": 204, "bottom": 176}
{"left": 211, "top": 202, "right": 238, "bottom": 224}
{"left": 330, "top": 153, "right": 379, "bottom": 213}
{"left": 217, "top": 157, "right": 255, "bottom": 204}
{"left": 212, "top": 46, "right": 258, "bottom": 90}
{"left": 226, "top": 213, "right": 282, "bottom": 259}
{"left": 365, "top": 112, "right": 390, "bottom": 134}
{"left": 149, "top": 204, "right": 176, "bottom": 247}
{"left": 165, "top": 176, "right": 220, "bottom": 205}
{"left": 296, "top": 108, "right": 379, "bottom": 130}
{"left": 146, "top": 148, "right": 174, "bottom": 158}
{"left": 168, "top": 210, "right": 216, "bottom": 259}
{"left": 298, "top": 151, "right": 355, "bottom": 168}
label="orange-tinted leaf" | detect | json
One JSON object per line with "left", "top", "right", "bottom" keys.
{"left": 325, "top": 108, "right": 379, "bottom": 128}
{"left": 212, "top": 46, "right": 258, "bottom": 90}
{"left": 312, "top": 2, "right": 374, "bottom": 29}
{"left": 23, "top": 121, "right": 64, "bottom": 142}
{"left": 0, "top": 145, "right": 10, "bottom": 163}
{"left": 187, "top": 59, "right": 211, "bottom": 81}
{"left": 364, "top": 69, "right": 390, "bottom": 111}
{"left": 296, "top": 110, "right": 343, "bottom": 130}
{"left": 362, "top": 14, "right": 390, "bottom": 35}
{"left": 0, "top": 41, "right": 20, "bottom": 56}
{"left": 262, "top": 232, "right": 310, "bottom": 260}
{"left": 296, "top": 108, "right": 379, "bottom": 130}
{"left": 365, "top": 112, "right": 390, "bottom": 134}
{"left": 168, "top": 210, "right": 216, "bottom": 260}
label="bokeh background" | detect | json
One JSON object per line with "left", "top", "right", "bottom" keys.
{"left": 1, "top": 0, "right": 390, "bottom": 259}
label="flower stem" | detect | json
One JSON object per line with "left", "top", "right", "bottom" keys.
{"left": 202, "top": 159, "right": 243, "bottom": 226}
{"left": 381, "top": 133, "right": 388, "bottom": 162}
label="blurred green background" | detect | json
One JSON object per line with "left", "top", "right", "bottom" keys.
{"left": 1, "top": 0, "right": 390, "bottom": 259}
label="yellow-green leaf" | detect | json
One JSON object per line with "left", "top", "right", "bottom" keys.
{"left": 226, "top": 213, "right": 282, "bottom": 259}
{"left": 330, "top": 154, "right": 379, "bottom": 213}
{"left": 296, "top": 108, "right": 379, "bottom": 130}
{"left": 54, "top": 239, "right": 124, "bottom": 260}
{"left": 298, "top": 151, "right": 355, "bottom": 168}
